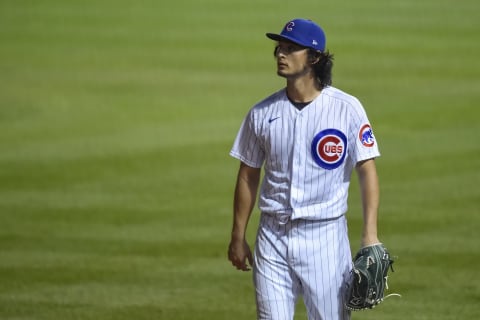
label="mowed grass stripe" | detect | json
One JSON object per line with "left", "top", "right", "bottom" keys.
{"left": 1, "top": 0, "right": 479, "bottom": 319}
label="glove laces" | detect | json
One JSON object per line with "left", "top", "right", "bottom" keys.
{"left": 384, "top": 275, "right": 402, "bottom": 300}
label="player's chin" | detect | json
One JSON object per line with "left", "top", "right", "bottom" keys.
{"left": 276, "top": 69, "right": 288, "bottom": 78}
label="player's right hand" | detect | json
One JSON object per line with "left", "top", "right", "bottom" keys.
{"left": 228, "top": 238, "right": 253, "bottom": 271}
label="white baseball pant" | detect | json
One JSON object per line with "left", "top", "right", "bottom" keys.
{"left": 253, "top": 213, "right": 352, "bottom": 320}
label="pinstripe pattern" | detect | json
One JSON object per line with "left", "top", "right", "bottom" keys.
{"left": 254, "top": 213, "right": 352, "bottom": 320}
{"left": 230, "top": 86, "right": 380, "bottom": 319}
{"left": 230, "top": 86, "right": 380, "bottom": 220}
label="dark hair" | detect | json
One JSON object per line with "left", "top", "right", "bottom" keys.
{"left": 308, "top": 49, "right": 334, "bottom": 89}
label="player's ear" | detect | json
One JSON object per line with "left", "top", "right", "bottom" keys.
{"left": 309, "top": 50, "right": 322, "bottom": 64}
{"left": 310, "top": 51, "right": 322, "bottom": 64}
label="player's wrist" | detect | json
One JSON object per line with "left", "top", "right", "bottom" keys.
{"left": 360, "top": 235, "right": 380, "bottom": 247}
{"left": 231, "top": 230, "right": 247, "bottom": 242}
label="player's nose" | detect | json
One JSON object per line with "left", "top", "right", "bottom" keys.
{"left": 273, "top": 46, "right": 287, "bottom": 58}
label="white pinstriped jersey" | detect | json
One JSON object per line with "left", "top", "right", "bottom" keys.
{"left": 230, "top": 86, "right": 380, "bottom": 220}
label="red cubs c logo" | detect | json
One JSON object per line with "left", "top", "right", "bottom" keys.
{"left": 311, "top": 129, "right": 347, "bottom": 170}
{"left": 318, "top": 136, "right": 343, "bottom": 162}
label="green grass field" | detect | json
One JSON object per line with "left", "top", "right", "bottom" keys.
{"left": 1, "top": 0, "right": 479, "bottom": 319}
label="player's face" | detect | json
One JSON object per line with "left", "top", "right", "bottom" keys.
{"left": 274, "top": 41, "right": 310, "bottom": 79}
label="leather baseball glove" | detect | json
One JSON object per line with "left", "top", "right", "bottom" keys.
{"left": 345, "top": 243, "right": 397, "bottom": 311}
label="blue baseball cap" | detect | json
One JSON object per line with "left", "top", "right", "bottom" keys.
{"left": 266, "top": 18, "right": 326, "bottom": 51}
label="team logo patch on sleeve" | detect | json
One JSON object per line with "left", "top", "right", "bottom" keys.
{"left": 359, "top": 124, "right": 375, "bottom": 147}
{"left": 311, "top": 129, "right": 347, "bottom": 170}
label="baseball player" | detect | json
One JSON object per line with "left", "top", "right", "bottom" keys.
{"left": 227, "top": 18, "right": 382, "bottom": 320}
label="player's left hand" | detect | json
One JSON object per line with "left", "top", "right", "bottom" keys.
{"left": 228, "top": 238, "right": 253, "bottom": 271}
{"left": 345, "top": 243, "right": 399, "bottom": 311}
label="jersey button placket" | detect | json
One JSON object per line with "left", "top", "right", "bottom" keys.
{"left": 289, "top": 114, "right": 304, "bottom": 214}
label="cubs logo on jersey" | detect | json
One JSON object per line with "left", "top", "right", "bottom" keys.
{"left": 311, "top": 129, "right": 347, "bottom": 170}
{"left": 359, "top": 124, "right": 375, "bottom": 147}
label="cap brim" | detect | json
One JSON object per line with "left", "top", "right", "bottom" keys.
{"left": 266, "top": 33, "right": 305, "bottom": 47}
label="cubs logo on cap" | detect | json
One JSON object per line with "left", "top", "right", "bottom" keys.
{"left": 311, "top": 129, "right": 347, "bottom": 170}
{"left": 359, "top": 124, "right": 375, "bottom": 147}
{"left": 266, "top": 18, "right": 326, "bottom": 51}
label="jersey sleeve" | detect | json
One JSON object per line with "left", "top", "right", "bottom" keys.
{"left": 348, "top": 99, "right": 380, "bottom": 164}
{"left": 229, "top": 109, "right": 265, "bottom": 168}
